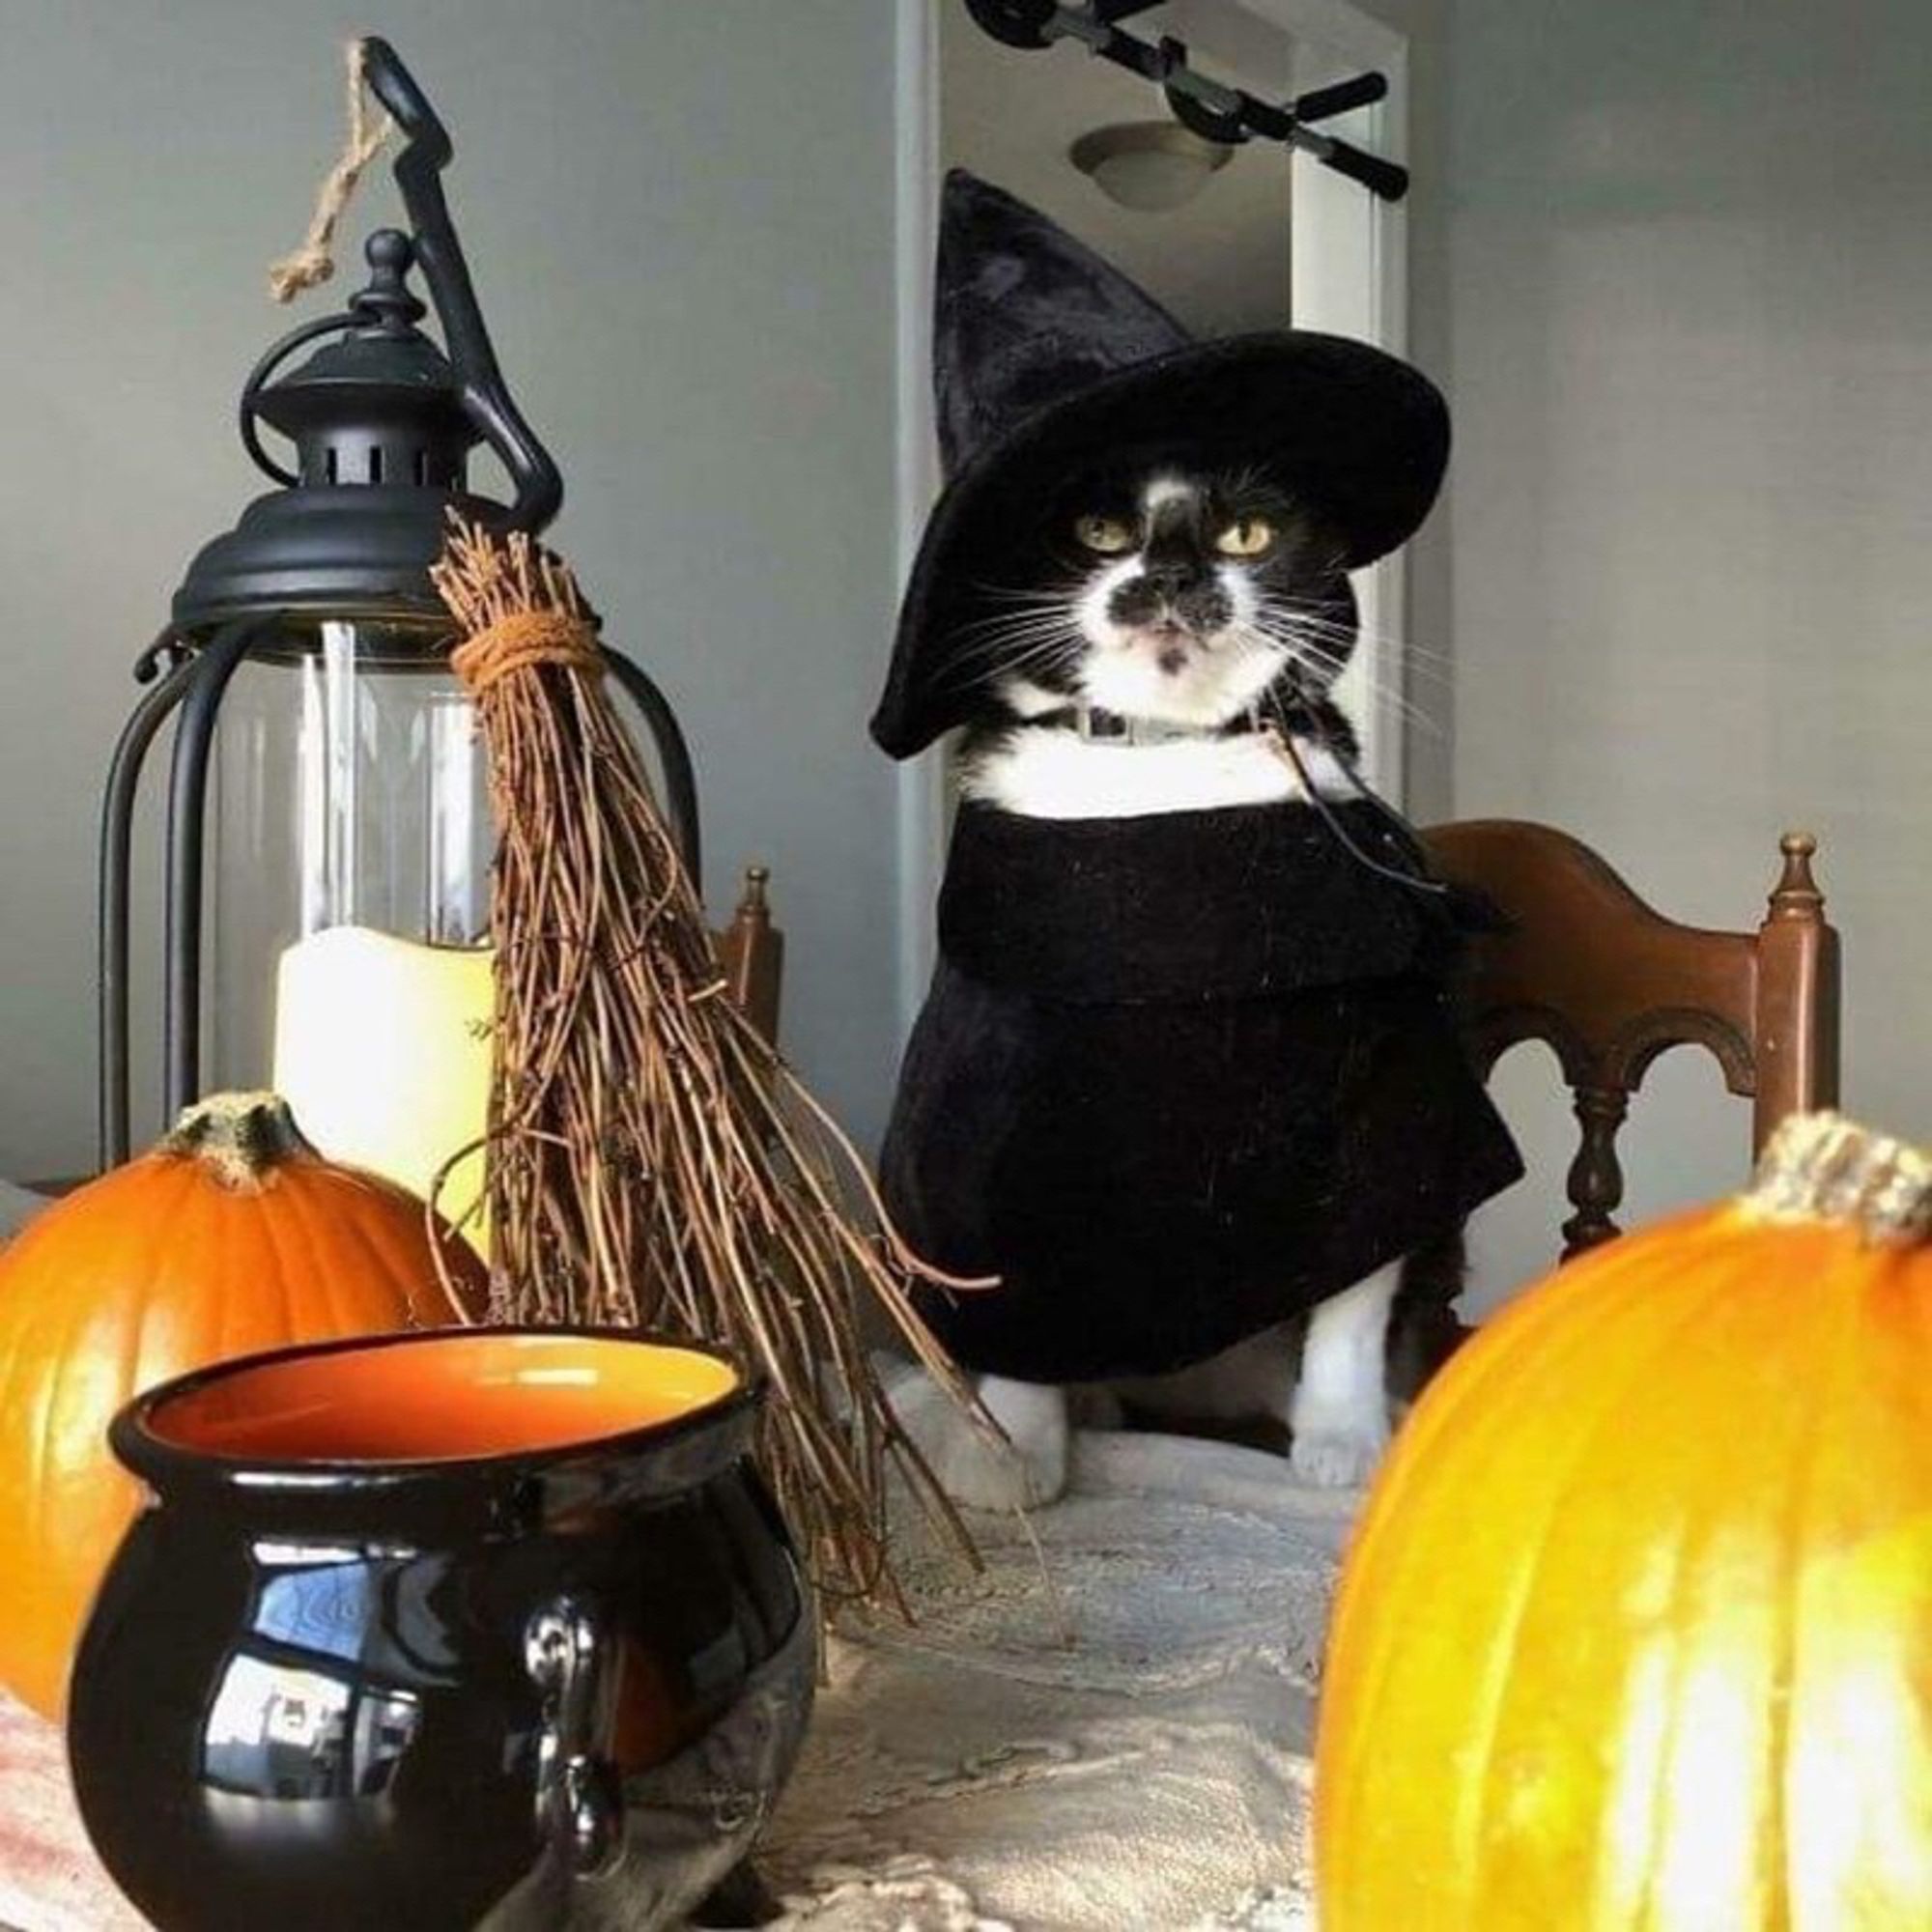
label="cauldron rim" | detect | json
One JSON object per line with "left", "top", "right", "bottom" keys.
{"left": 108, "top": 1324, "right": 763, "bottom": 1511}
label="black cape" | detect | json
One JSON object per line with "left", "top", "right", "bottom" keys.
{"left": 880, "top": 800, "right": 1524, "bottom": 1383}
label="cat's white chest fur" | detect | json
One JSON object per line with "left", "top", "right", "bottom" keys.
{"left": 962, "top": 724, "right": 1355, "bottom": 819}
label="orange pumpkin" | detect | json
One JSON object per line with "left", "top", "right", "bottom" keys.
{"left": 1316, "top": 1113, "right": 1932, "bottom": 1929}
{"left": 0, "top": 1093, "right": 486, "bottom": 1719}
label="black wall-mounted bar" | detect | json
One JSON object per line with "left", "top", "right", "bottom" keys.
{"left": 961, "top": 0, "right": 1408, "bottom": 203}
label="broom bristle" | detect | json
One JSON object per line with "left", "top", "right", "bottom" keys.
{"left": 430, "top": 519, "right": 991, "bottom": 1608}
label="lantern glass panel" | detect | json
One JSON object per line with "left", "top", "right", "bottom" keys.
{"left": 207, "top": 620, "right": 489, "bottom": 1094}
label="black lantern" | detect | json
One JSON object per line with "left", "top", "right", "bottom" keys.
{"left": 98, "top": 41, "right": 699, "bottom": 1170}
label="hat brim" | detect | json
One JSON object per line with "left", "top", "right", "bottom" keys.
{"left": 873, "top": 331, "right": 1448, "bottom": 758}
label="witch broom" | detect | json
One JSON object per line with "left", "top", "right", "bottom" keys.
{"left": 431, "top": 524, "right": 990, "bottom": 1610}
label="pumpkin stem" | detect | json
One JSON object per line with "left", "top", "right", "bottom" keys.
{"left": 162, "top": 1092, "right": 318, "bottom": 1195}
{"left": 1744, "top": 1112, "right": 1932, "bottom": 1244}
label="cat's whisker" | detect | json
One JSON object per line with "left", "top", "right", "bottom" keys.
{"left": 937, "top": 630, "right": 1084, "bottom": 695}
{"left": 941, "top": 625, "right": 1085, "bottom": 672}
{"left": 964, "top": 578, "right": 1093, "bottom": 611}
{"left": 1255, "top": 601, "right": 1457, "bottom": 672}
{"left": 941, "top": 644, "right": 1081, "bottom": 689}
{"left": 944, "top": 606, "right": 1087, "bottom": 644}
{"left": 1250, "top": 611, "right": 1456, "bottom": 696}
{"left": 1253, "top": 589, "right": 1446, "bottom": 639}
{"left": 1238, "top": 623, "right": 1444, "bottom": 738}
{"left": 947, "top": 605, "right": 1083, "bottom": 642}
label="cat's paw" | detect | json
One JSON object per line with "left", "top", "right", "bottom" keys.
{"left": 883, "top": 1362, "right": 1069, "bottom": 1512}
{"left": 1288, "top": 1419, "right": 1389, "bottom": 1489}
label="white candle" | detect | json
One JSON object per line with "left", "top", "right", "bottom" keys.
{"left": 271, "top": 926, "right": 493, "bottom": 1251}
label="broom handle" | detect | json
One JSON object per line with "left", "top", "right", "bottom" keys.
{"left": 360, "top": 37, "right": 564, "bottom": 536}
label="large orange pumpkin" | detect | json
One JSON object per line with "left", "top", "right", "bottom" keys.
{"left": 0, "top": 1093, "right": 486, "bottom": 1719}
{"left": 1316, "top": 1113, "right": 1932, "bottom": 1929}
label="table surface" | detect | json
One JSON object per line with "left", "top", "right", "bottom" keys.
{"left": 0, "top": 1432, "right": 1356, "bottom": 1931}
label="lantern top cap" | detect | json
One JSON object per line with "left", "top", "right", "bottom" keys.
{"left": 353, "top": 230, "right": 427, "bottom": 330}
{"left": 247, "top": 232, "right": 469, "bottom": 447}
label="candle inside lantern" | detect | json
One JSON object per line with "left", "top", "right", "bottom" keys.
{"left": 271, "top": 926, "right": 493, "bottom": 1249}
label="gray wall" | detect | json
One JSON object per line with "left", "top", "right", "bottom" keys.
{"left": 0, "top": 0, "right": 905, "bottom": 1178}
{"left": 9, "top": 0, "right": 1925, "bottom": 1315}
{"left": 1419, "top": 0, "right": 1932, "bottom": 1308}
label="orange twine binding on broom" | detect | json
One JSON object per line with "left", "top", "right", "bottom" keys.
{"left": 451, "top": 610, "right": 605, "bottom": 695}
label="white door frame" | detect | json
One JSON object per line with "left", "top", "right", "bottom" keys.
{"left": 893, "top": 0, "right": 947, "bottom": 1038}
{"left": 1276, "top": 0, "right": 1411, "bottom": 801}
{"left": 891, "top": 0, "right": 1411, "bottom": 1036}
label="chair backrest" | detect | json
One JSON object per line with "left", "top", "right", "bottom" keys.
{"left": 713, "top": 864, "right": 784, "bottom": 1046}
{"left": 1420, "top": 820, "right": 1840, "bottom": 1260}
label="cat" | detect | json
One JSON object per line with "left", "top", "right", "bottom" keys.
{"left": 885, "top": 457, "right": 1470, "bottom": 1508}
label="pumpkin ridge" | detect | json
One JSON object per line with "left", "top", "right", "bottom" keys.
{"left": 1780, "top": 1238, "right": 1932, "bottom": 1918}
{"left": 1449, "top": 1252, "right": 1760, "bottom": 1917}
{"left": 108, "top": 1169, "right": 165, "bottom": 1466}
{"left": 1320, "top": 1225, "right": 1704, "bottom": 1894}
{"left": 342, "top": 1156, "right": 470, "bottom": 1324}
{"left": 306, "top": 1165, "right": 421, "bottom": 1329}
{"left": 15, "top": 1345, "right": 67, "bottom": 1704}
{"left": 12, "top": 1171, "right": 172, "bottom": 1713}
{"left": 302, "top": 1162, "right": 407, "bottom": 1334}
{"left": 130, "top": 1157, "right": 211, "bottom": 1393}
{"left": 1617, "top": 1475, "right": 1696, "bottom": 1923}
{"left": 1769, "top": 1224, "right": 1864, "bottom": 1927}
{"left": 204, "top": 1156, "right": 243, "bottom": 1365}
{"left": 209, "top": 1135, "right": 282, "bottom": 1360}
{"left": 10, "top": 1250, "right": 77, "bottom": 1693}
{"left": 361, "top": 1169, "right": 457, "bottom": 1322}
{"left": 283, "top": 1147, "right": 396, "bottom": 1337}
{"left": 1612, "top": 1240, "right": 1804, "bottom": 1923}
{"left": 247, "top": 1137, "right": 309, "bottom": 1354}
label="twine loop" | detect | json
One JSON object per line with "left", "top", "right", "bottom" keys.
{"left": 451, "top": 610, "right": 606, "bottom": 695}
{"left": 267, "top": 40, "right": 393, "bottom": 304}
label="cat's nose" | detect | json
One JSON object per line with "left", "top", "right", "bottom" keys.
{"left": 1143, "top": 560, "right": 1204, "bottom": 597}
{"left": 1107, "top": 560, "right": 1219, "bottom": 631}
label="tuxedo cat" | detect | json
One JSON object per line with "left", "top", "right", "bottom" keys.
{"left": 884, "top": 459, "right": 1477, "bottom": 1507}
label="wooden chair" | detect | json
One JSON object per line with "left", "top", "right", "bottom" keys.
{"left": 1420, "top": 821, "right": 1840, "bottom": 1261}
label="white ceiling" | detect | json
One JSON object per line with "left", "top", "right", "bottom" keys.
{"left": 939, "top": 0, "right": 1300, "bottom": 336}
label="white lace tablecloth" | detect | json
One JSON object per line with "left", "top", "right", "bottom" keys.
{"left": 756, "top": 1434, "right": 1361, "bottom": 1932}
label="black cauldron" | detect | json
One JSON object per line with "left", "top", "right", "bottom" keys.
{"left": 68, "top": 1328, "right": 813, "bottom": 1931}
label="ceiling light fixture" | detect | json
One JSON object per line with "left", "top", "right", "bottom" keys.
{"left": 1069, "top": 119, "right": 1233, "bottom": 213}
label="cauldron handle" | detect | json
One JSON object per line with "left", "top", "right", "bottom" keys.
{"left": 525, "top": 1595, "right": 624, "bottom": 1878}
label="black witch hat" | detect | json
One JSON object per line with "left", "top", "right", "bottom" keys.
{"left": 872, "top": 171, "right": 1451, "bottom": 758}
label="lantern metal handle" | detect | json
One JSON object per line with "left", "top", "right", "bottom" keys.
{"left": 237, "top": 308, "right": 362, "bottom": 488}
{"left": 360, "top": 37, "right": 563, "bottom": 535}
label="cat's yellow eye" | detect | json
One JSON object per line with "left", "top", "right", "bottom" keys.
{"left": 1073, "top": 513, "right": 1136, "bottom": 554}
{"left": 1214, "top": 517, "right": 1275, "bottom": 557}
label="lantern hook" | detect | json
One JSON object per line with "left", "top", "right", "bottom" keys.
{"left": 234, "top": 42, "right": 562, "bottom": 533}
{"left": 358, "top": 37, "right": 562, "bottom": 535}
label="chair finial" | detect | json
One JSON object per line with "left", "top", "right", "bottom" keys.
{"left": 1769, "top": 831, "right": 1824, "bottom": 923}
{"left": 736, "top": 865, "right": 772, "bottom": 918}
